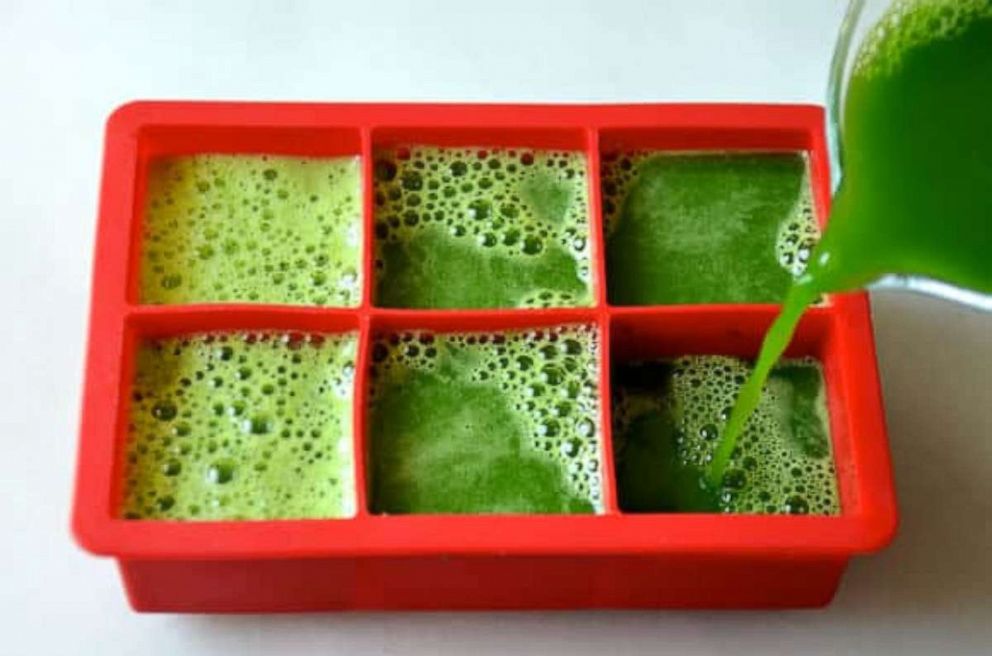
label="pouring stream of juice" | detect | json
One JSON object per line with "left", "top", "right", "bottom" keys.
{"left": 709, "top": 0, "right": 992, "bottom": 485}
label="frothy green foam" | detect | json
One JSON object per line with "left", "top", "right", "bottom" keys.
{"left": 854, "top": 0, "right": 992, "bottom": 78}
{"left": 373, "top": 147, "right": 593, "bottom": 308}
{"left": 122, "top": 332, "right": 357, "bottom": 520}
{"left": 613, "top": 356, "right": 839, "bottom": 514}
{"left": 369, "top": 325, "right": 603, "bottom": 514}
{"left": 140, "top": 154, "right": 363, "bottom": 306}
{"left": 602, "top": 152, "right": 820, "bottom": 305}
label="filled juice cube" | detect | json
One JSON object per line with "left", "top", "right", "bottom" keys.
{"left": 140, "top": 154, "right": 362, "bottom": 306}
{"left": 602, "top": 152, "right": 819, "bottom": 305}
{"left": 121, "top": 332, "right": 357, "bottom": 520}
{"left": 372, "top": 146, "right": 594, "bottom": 308}
{"left": 368, "top": 325, "right": 603, "bottom": 513}
{"left": 611, "top": 355, "right": 839, "bottom": 514}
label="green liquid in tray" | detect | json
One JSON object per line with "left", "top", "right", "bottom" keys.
{"left": 602, "top": 152, "right": 818, "bottom": 305}
{"left": 122, "top": 332, "right": 357, "bottom": 520}
{"left": 369, "top": 326, "right": 603, "bottom": 514}
{"left": 140, "top": 154, "right": 363, "bottom": 306}
{"left": 613, "top": 356, "right": 839, "bottom": 514}
{"left": 373, "top": 147, "right": 594, "bottom": 309}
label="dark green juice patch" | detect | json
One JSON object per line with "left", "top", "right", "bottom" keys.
{"left": 140, "top": 155, "right": 362, "bottom": 306}
{"left": 122, "top": 332, "right": 357, "bottom": 520}
{"left": 612, "top": 355, "right": 839, "bottom": 514}
{"left": 369, "top": 326, "right": 602, "bottom": 514}
{"left": 373, "top": 147, "right": 593, "bottom": 309}
{"left": 602, "top": 152, "right": 819, "bottom": 305}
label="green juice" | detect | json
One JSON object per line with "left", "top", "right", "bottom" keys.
{"left": 373, "top": 147, "right": 594, "bottom": 309}
{"left": 603, "top": 152, "right": 818, "bottom": 305}
{"left": 140, "top": 154, "right": 363, "bottom": 306}
{"left": 368, "top": 326, "right": 603, "bottom": 514}
{"left": 122, "top": 332, "right": 357, "bottom": 520}
{"left": 716, "top": 0, "right": 992, "bottom": 483}
{"left": 613, "top": 356, "right": 838, "bottom": 514}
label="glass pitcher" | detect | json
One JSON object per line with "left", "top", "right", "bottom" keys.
{"left": 826, "top": 0, "right": 992, "bottom": 311}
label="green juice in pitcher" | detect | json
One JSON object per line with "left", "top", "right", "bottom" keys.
{"left": 715, "top": 0, "right": 992, "bottom": 484}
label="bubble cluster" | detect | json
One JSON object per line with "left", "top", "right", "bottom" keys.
{"left": 775, "top": 186, "right": 820, "bottom": 277}
{"left": 369, "top": 325, "right": 603, "bottom": 510}
{"left": 854, "top": 0, "right": 992, "bottom": 78}
{"left": 373, "top": 146, "right": 593, "bottom": 308}
{"left": 601, "top": 151, "right": 820, "bottom": 280}
{"left": 122, "top": 332, "right": 357, "bottom": 520}
{"left": 613, "top": 356, "right": 839, "bottom": 515}
{"left": 517, "top": 289, "right": 582, "bottom": 309}
{"left": 599, "top": 152, "right": 639, "bottom": 238}
{"left": 140, "top": 155, "right": 363, "bottom": 306}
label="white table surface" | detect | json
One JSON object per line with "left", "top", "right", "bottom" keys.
{"left": 2, "top": 1, "right": 990, "bottom": 653}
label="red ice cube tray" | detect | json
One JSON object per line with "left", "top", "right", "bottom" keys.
{"left": 72, "top": 102, "right": 897, "bottom": 611}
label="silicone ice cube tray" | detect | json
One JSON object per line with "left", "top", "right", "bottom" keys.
{"left": 72, "top": 102, "right": 897, "bottom": 611}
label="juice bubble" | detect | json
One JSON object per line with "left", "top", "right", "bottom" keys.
{"left": 774, "top": 191, "right": 820, "bottom": 277}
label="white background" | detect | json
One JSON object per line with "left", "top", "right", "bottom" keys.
{"left": 2, "top": 1, "right": 990, "bottom": 654}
